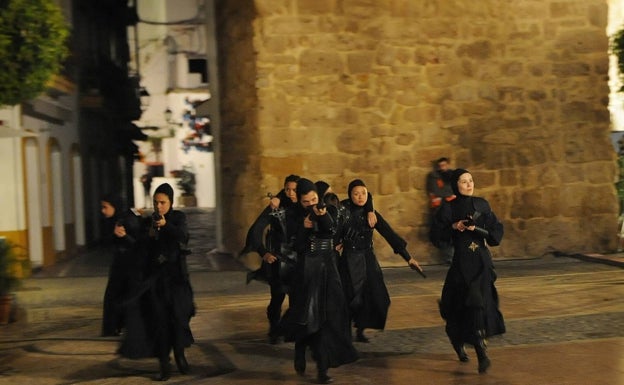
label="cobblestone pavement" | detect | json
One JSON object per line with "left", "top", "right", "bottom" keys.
{"left": 1, "top": 208, "right": 623, "bottom": 385}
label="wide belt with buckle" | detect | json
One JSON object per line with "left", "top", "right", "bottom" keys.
{"left": 309, "top": 238, "right": 334, "bottom": 252}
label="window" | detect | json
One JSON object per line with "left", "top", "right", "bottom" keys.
{"left": 188, "top": 58, "right": 208, "bottom": 84}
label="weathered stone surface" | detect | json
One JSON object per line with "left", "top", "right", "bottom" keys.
{"left": 347, "top": 51, "right": 374, "bottom": 74}
{"left": 260, "top": 156, "right": 305, "bottom": 177}
{"left": 299, "top": 49, "right": 344, "bottom": 75}
{"left": 555, "top": 30, "right": 608, "bottom": 54}
{"left": 217, "top": 0, "right": 619, "bottom": 264}
{"left": 255, "top": 0, "right": 290, "bottom": 16}
{"left": 457, "top": 40, "right": 492, "bottom": 60}
{"left": 297, "top": 0, "right": 336, "bottom": 14}
{"left": 307, "top": 152, "right": 352, "bottom": 174}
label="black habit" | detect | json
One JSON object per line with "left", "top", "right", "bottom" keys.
{"left": 339, "top": 200, "right": 411, "bottom": 331}
{"left": 118, "top": 209, "right": 195, "bottom": 360}
{"left": 430, "top": 194, "right": 506, "bottom": 347}
{"left": 280, "top": 203, "right": 358, "bottom": 371}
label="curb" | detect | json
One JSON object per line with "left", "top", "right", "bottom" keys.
{"left": 569, "top": 253, "right": 624, "bottom": 268}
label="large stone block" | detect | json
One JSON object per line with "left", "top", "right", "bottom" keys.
{"left": 299, "top": 49, "right": 344, "bottom": 75}
{"left": 336, "top": 128, "right": 372, "bottom": 154}
{"left": 307, "top": 153, "right": 352, "bottom": 174}
{"left": 260, "top": 156, "right": 305, "bottom": 177}
{"left": 511, "top": 189, "right": 546, "bottom": 219}
{"left": 581, "top": 185, "right": 619, "bottom": 215}
{"left": 457, "top": 40, "right": 492, "bottom": 60}
{"left": 255, "top": 0, "right": 291, "bottom": 16}
{"left": 552, "top": 62, "right": 591, "bottom": 77}
{"left": 403, "top": 105, "right": 440, "bottom": 123}
{"left": 329, "top": 82, "right": 356, "bottom": 102}
{"left": 554, "top": 29, "right": 608, "bottom": 54}
{"left": 260, "top": 35, "right": 289, "bottom": 53}
{"left": 263, "top": 16, "right": 318, "bottom": 35}
{"left": 426, "top": 64, "right": 461, "bottom": 88}
{"left": 379, "top": 171, "right": 397, "bottom": 195}
{"left": 499, "top": 168, "right": 518, "bottom": 187}
{"left": 347, "top": 51, "right": 374, "bottom": 74}
{"left": 297, "top": 0, "right": 336, "bottom": 14}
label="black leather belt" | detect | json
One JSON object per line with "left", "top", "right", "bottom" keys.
{"left": 309, "top": 238, "right": 334, "bottom": 252}
{"left": 344, "top": 239, "right": 372, "bottom": 251}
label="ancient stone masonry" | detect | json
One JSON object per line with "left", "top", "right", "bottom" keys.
{"left": 218, "top": 0, "right": 618, "bottom": 266}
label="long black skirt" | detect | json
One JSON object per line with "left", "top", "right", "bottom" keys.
{"left": 338, "top": 249, "right": 391, "bottom": 331}
{"left": 280, "top": 251, "right": 358, "bottom": 369}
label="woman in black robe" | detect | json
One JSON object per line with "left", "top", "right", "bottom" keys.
{"left": 279, "top": 178, "right": 357, "bottom": 384}
{"left": 339, "top": 179, "right": 423, "bottom": 342}
{"left": 119, "top": 183, "right": 195, "bottom": 381}
{"left": 430, "top": 169, "right": 505, "bottom": 374}
{"left": 100, "top": 194, "right": 144, "bottom": 337}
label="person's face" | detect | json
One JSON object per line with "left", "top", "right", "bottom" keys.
{"left": 300, "top": 191, "right": 319, "bottom": 208}
{"left": 457, "top": 173, "right": 474, "bottom": 196}
{"left": 350, "top": 186, "right": 368, "bottom": 207}
{"left": 284, "top": 181, "right": 297, "bottom": 202}
{"left": 437, "top": 161, "right": 450, "bottom": 172}
{"left": 153, "top": 193, "right": 172, "bottom": 215}
{"left": 101, "top": 201, "right": 115, "bottom": 218}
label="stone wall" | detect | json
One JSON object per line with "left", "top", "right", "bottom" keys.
{"left": 217, "top": 0, "right": 619, "bottom": 267}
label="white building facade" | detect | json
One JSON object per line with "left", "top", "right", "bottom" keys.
{"left": 130, "top": 0, "right": 216, "bottom": 209}
{"left": 0, "top": 76, "right": 82, "bottom": 269}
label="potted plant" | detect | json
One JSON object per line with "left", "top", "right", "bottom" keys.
{"left": 0, "top": 238, "right": 30, "bottom": 324}
{"left": 170, "top": 168, "right": 197, "bottom": 207}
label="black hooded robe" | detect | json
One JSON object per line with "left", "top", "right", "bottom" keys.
{"left": 280, "top": 204, "right": 358, "bottom": 370}
{"left": 338, "top": 201, "right": 410, "bottom": 331}
{"left": 101, "top": 203, "right": 145, "bottom": 337}
{"left": 119, "top": 209, "right": 195, "bottom": 360}
{"left": 431, "top": 195, "right": 506, "bottom": 346}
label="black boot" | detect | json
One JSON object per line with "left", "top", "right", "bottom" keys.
{"left": 174, "top": 348, "right": 190, "bottom": 374}
{"left": 294, "top": 343, "right": 306, "bottom": 376}
{"left": 316, "top": 355, "right": 332, "bottom": 383}
{"left": 317, "top": 370, "right": 333, "bottom": 384}
{"left": 155, "top": 357, "right": 171, "bottom": 381}
{"left": 474, "top": 338, "right": 490, "bottom": 373}
{"left": 268, "top": 323, "right": 280, "bottom": 344}
{"left": 355, "top": 328, "right": 369, "bottom": 343}
{"left": 453, "top": 343, "right": 469, "bottom": 362}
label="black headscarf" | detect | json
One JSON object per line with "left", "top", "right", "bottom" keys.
{"left": 296, "top": 178, "right": 317, "bottom": 201}
{"left": 315, "top": 180, "right": 330, "bottom": 198}
{"left": 451, "top": 168, "right": 470, "bottom": 197}
{"left": 101, "top": 193, "right": 123, "bottom": 216}
{"left": 347, "top": 179, "right": 366, "bottom": 200}
{"left": 100, "top": 194, "right": 123, "bottom": 239}
{"left": 154, "top": 183, "right": 175, "bottom": 205}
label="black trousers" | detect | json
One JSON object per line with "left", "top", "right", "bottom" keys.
{"left": 267, "top": 282, "right": 286, "bottom": 334}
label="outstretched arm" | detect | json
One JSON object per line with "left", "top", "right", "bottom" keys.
{"left": 365, "top": 192, "right": 377, "bottom": 228}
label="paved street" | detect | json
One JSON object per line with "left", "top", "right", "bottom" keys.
{"left": 1, "top": 208, "right": 623, "bottom": 385}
